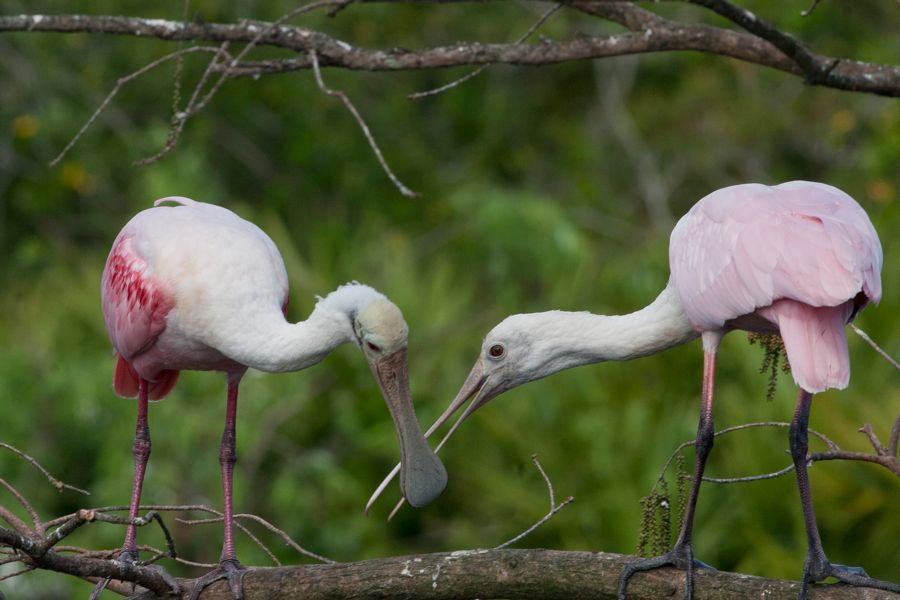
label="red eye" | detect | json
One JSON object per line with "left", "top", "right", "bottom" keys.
{"left": 488, "top": 344, "right": 505, "bottom": 358}
{"left": 367, "top": 341, "right": 381, "bottom": 352}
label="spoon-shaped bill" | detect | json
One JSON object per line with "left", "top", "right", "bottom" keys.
{"left": 367, "top": 358, "right": 492, "bottom": 516}
{"left": 370, "top": 348, "right": 447, "bottom": 508}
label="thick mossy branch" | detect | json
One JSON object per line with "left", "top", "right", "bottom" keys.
{"left": 127, "top": 548, "right": 899, "bottom": 599}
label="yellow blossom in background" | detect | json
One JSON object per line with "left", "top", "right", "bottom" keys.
{"left": 13, "top": 115, "right": 39, "bottom": 140}
{"left": 829, "top": 110, "right": 856, "bottom": 135}
{"left": 866, "top": 179, "right": 894, "bottom": 204}
{"left": 61, "top": 161, "right": 93, "bottom": 194}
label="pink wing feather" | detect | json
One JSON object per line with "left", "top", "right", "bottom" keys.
{"left": 669, "top": 181, "right": 883, "bottom": 393}
{"left": 101, "top": 233, "right": 178, "bottom": 399}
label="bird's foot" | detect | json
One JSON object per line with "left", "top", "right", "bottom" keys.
{"left": 88, "top": 548, "right": 179, "bottom": 600}
{"left": 617, "top": 542, "right": 714, "bottom": 600}
{"left": 187, "top": 558, "right": 248, "bottom": 600}
{"left": 798, "top": 555, "right": 900, "bottom": 600}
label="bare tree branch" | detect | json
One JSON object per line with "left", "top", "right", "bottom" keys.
{"left": 650, "top": 419, "right": 900, "bottom": 490}
{"left": 45, "top": 46, "right": 223, "bottom": 167}
{"left": 408, "top": 3, "right": 563, "bottom": 99}
{"left": 1, "top": 9, "right": 897, "bottom": 96}
{"left": 124, "top": 548, "right": 896, "bottom": 600}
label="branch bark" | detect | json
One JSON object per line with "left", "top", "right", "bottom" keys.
{"left": 1, "top": 8, "right": 898, "bottom": 96}
{"left": 125, "top": 548, "right": 899, "bottom": 599}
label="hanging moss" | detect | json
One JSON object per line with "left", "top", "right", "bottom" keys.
{"left": 747, "top": 333, "right": 791, "bottom": 401}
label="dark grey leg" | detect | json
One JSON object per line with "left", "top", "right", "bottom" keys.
{"left": 790, "top": 390, "right": 900, "bottom": 599}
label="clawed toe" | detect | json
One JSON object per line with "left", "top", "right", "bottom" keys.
{"left": 89, "top": 549, "right": 179, "bottom": 600}
{"left": 188, "top": 559, "right": 248, "bottom": 600}
{"left": 800, "top": 558, "right": 900, "bottom": 600}
{"left": 617, "top": 543, "right": 713, "bottom": 600}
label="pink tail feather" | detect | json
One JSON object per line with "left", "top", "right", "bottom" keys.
{"left": 113, "top": 354, "right": 180, "bottom": 400}
{"left": 758, "top": 299, "right": 853, "bottom": 394}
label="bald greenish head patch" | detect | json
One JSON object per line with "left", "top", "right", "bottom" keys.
{"left": 356, "top": 298, "right": 409, "bottom": 355}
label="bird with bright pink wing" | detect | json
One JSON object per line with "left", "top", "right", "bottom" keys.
{"left": 101, "top": 197, "right": 446, "bottom": 599}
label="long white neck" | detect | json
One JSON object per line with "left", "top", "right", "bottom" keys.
{"left": 216, "top": 284, "right": 385, "bottom": 373}
{"left": 521, "top": 284, "right": 698, "bottom": 379}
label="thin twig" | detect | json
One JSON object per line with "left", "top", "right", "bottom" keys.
{"left": 0, "top": 442, "right": 90, "bottom": 496}
{"left": 850, "top": 323, "right": 900, "bottom": 370}
{"left": 235, "top": 513, "right": 335, "bottom": 564}
{"left": 170, "top": 0, "right": 191, "bottom": 116}
{"left": 48, "top": 46, "right": 222, "bottom": 167}
{"left": 530, "top": 453, "right": 556, "bottom": 510}
{"left": 0, "top": 504, "right": 33, "bottom": 537}
{"left": 136, "top": 0, "right": 347, "bottom": 164}
{"left": 801, "top": 0, "right": 824, "bottom": 16}
{"left": 310, "top": 49, "right": 420, "bottom": 198}
{"left": 859, "top": 423, "right": 888, "bottom": 456}
{"left": 703, "top": 464, "right": 796, "bottom": 484}
{"left": 175, "top": 514, "right": 280, "bottom": 566}
{"left": 654, "top": 419, "right": 900, "bottom": 487}
{"left": 0, "top": 479, "right": 43, "bottom": 535}
{"left": 133, "top": 41, "right": 232, "bottom": 165}
{"left": 493, "top": 455, "right": 574, "bottom": 550}
{"left": 889, "top": 416, "right": 900, "bottom": 458}
{"left": 653, "top": 421, "right": 838, "bottom": 487}
{"left": 409, "top": 3, "right": 562, "bottom": 99}
{"left": 0, "top": 565, "right": 34, "bottom": 582}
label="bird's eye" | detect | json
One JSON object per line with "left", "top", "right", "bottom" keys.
{"left": 367, "top": 341, "right": 381, "bottom": 353}
{"left": 488, "top": 343, "right": 505, "bottom": 359}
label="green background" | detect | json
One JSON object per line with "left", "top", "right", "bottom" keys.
{"left": 1, "top": 1, "right": 897, "bottom": 596}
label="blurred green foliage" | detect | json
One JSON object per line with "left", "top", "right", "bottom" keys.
{"left": 1, "top": 1, "right": 897, "bottom": 596}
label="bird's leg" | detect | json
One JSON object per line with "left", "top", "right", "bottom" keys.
{"left": 618, "top": 348, "right": 718, "bottom": 600}
{"left": 91, "top": 380, "right": 157, "bottom": 599}
{"left": 188, "top": 374, "right": 247, "bottom": 600}
{"left": 123, "top": 378, "right": 152, "bottom": 562}
{"left": 789, "top": 390, "right": 900, "bottom": 600}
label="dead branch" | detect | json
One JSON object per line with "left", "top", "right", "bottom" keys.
{"left": 0, "top": 442, "right": 90, "bottom": 496}
{"left": 0, "top": 6, "right": 897, "bottom": 96}
{"left": 652, "top": 418, "right": 900, "bottom": 489}
{"left": 408, "top": 3, "right": 563, "bottom": 99}
{"left": 851, "top": 324, "right": 900, "bottom": 371}
{"left": 493, "top": 455, "right": 574, "bottom": 550}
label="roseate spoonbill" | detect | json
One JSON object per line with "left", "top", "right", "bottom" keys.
{"left": 369, "top": 181, "right": 897, "bottom": 599}
{"left": 101, "top": 197, "right": 446, "bottom": 598}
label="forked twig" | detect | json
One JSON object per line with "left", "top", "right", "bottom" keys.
{"left": 133, "top": 41, "right": 232, "bottom": 165}
{"left": 176, "top": 514, "right": 280, "bottom": 566}
{"left": 235, "top": 513, "right": 336, "bottom": 564}
{"left": 48, "top": 46, "right": 222, "bottom": 167}
{"left": 409, "top": 3, "right": 562, "bottom": 100}
{"left": 310, "top": 49, "right": 419, "bottom": 198}
{"left": 653, "top": 419, "right": 900, "bottom": 490}
{"left": 0, "top": 442, "right": 89, "bottom": 496}
{"left": 494, "top": 455, "right": 574, "bottom": 550}
{"left": 137, "top": 0, "right": 348, "bottom": 165}
{"left": 1, "top": 479, "right": 42, "bottom": 535}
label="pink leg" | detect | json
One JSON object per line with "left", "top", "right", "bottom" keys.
{"left": 219, "top": 377, "right": 239, "bottom": 563}
{"left": 123, "top": 378, "right": 151, "bottom": 559}
{"left": 618, "top": 349, "right": 718, "bottom": 600}
{"left": 188, "top": 373, "right": 247, "bottom": 600}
